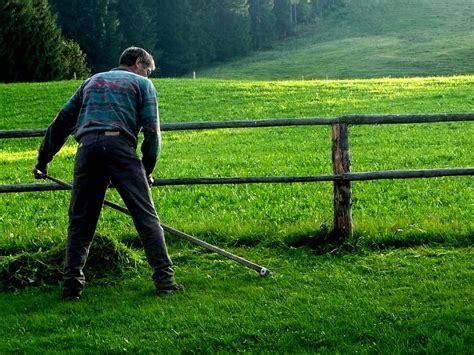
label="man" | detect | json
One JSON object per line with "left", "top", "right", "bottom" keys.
{"left": 33, "top": 47, "right": 182, "bottom": 300}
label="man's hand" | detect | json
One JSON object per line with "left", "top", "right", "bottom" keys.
{"left": 147, "top": 175, "right": 154, "bottom": 188}
{"left": 33, "top": 166, "right": 47, "bottom": 179}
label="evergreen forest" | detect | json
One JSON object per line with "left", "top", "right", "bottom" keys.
{"left": 0, "top": 0, "right": 343, "bottom": 82}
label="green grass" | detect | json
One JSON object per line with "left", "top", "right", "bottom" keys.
{"left": 0, "top": 76, "right": 473, "bottom": 352}
{"left": 1, "top": 247, "right": 473, "bottom": 353}
{"left": 197, "top": 0, "right": 474, "bottom": 80}
{"left": 1, "top": 76, "right": 472, "bottom": 249}
{"left": 1, "top": 76, "right": 474, "bottom": 129}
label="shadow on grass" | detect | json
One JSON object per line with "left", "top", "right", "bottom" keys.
{"left": 363, "top": 231, "right": 473, "bottom": 250}
{"left": 283, "top": 225, "right": 357, "bottom": 255}
{"left": 2, "top": 228, "right": 471, "bottom": 291}
{"left": 161, "top": 225, "right": 473, "bottom": 256}
{"left": 284, "top": 227, "right": 473, "bottom": 254}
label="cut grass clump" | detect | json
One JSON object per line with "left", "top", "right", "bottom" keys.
{"left": 0, "top": 245, "right": 64, "bottom": 290}
{"left": 0, "top": 234, "right": 144, "bottom": 290}
{"left": 85, "top": 234, "right": 145, "bottom": 283}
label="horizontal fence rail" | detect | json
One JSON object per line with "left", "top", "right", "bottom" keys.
{"left": 1, "top": 112, "right": 473, "bottom": 240}
{"left": 1, "top": 168, "right": 472, "bottom": 193}
{"left": 0, "top": 113, "right": 473, "bottom": 138}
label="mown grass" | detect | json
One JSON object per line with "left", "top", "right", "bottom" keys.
{"left": 0, "top": 76, "right": 473, "bottom": 352}
{"left": 1, "top": 246, "right": 472, "bottom": 353}
{"left": 197, "top": 0, "right": 474, "bottom": 80}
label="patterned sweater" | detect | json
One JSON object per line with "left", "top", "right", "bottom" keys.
{"left": 37, "top": 68, "right": 161, "bottom": 176}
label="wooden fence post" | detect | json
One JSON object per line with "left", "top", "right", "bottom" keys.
{"left": 331, "top": 123, "right": 353, "bottom": 241}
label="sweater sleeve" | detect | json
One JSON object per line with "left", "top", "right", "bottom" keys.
{"left": 139, "top": 81, "right": 161, "bottom": 176}
{"left": 36, "top": 85, "right": 83, "bottom": 169}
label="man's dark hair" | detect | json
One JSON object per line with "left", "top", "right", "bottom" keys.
{"left": 119, "top": 47, "right": 154, "bottom": 68}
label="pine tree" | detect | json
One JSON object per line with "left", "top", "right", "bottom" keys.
{"left": 117, "top": 0, "right": 155, "bottom": 51}
{"left": 273, "top": 0, "right": 292, "bottom": 38}
{"left": 249, "top": 0, "right": 276, "bottom": 49}
{"left": 295, "top": 0, "right": 312, "bottom": 24}
{"left": 187, "top": 0, "right": 217, "bottom": 70}
{"left": 50, "top": 0, "right": 122, "bottom": 73}
{"left": 152, "top": 0, "right": 196, "bottom": 76}
{"left": 0, "top": 0, "right": 70, "bottom": 82}
{"left": 214, "top": 0, "right": 251, "bottom": 61}
{"left": 60, "top": 39, "right": 91, "bottom": 79}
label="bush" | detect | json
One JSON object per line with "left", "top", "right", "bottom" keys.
{"left": 59, "top": 39, "right": 90, "bottom": 80}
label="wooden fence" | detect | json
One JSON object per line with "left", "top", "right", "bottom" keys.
{"left": 1, "top": 113, "right": 473, "bottom": 241}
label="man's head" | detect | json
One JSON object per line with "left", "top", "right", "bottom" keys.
{"left": 119, "top": 47, "right": 155, "bottom": 78}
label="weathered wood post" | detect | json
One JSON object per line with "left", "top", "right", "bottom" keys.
{"left": 331, "top": 123, "right": 353, "bottom": 241}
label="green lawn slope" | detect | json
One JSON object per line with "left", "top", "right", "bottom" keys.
{"left": 198, "top": 0, "right": 474, "bottom": 79}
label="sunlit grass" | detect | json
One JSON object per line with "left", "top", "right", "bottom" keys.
{"left": 1, "top": 76, "right": 473, "bottom": 130}
{"left": 0, "top": 76, "right": 472, "bottom": 353}
{"left": 1, "top": 76, "right": 472, "bottom": 251}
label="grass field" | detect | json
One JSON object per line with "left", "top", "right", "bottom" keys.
{"left": 2, "top": 0, "right": 472, "bottom": 350}
{"left": 197, "top": 0, "right": 474, "bottom": 80}
{"left": 0, "top": 75, "right": 473, "bottom": 352}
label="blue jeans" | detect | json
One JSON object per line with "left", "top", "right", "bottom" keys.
{"left": 64, "top": 131, "right": 175, "bottom": 293}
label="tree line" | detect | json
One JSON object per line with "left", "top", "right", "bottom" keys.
{"left": 0, "top": 0, "right": 345, "bottom": 82}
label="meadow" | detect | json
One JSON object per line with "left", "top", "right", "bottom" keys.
{"left": 198, "top": 0, "right": 474, "bottom": 80}
{"left": 0, "top": 76, "right": 473, "bottom": 352}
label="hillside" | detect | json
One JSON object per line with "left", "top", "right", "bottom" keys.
{"left": 198, "top": 0, "right": 474, "bottom": 79}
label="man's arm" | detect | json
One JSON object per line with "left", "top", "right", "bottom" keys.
{"left": 139, "top": 81, "right": 161, "bottom": 179}
{"left": 141, "top": 121, "right": 160, "bottom": 176}
{"left": 34, "top": 85, "right": 83, "bottom": 178}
